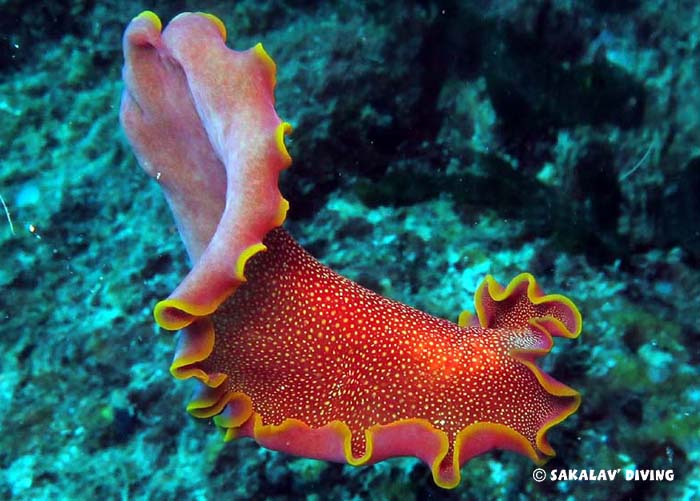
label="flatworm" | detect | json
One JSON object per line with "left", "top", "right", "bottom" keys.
{"left": 120, "top": 11, "right": 582, "bottom": 489}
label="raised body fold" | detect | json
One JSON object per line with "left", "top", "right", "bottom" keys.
{"left": 120, "top": 11, "right": 292, "bottom": 331}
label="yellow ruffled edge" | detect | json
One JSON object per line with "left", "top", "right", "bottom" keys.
{"left": 457, "top": 310, "right": 473, "bottom": 327}
{"left": 472, "top": 272, "right": 583, "bottom": 338}
{"left": 138, "top": 11, "right": 226, "bottom": 40}
{"left": 463, "top": 273, "right": 583, "bottom": 456}
{"left": 169, "top": 317, "right": 219, "bottom": 382}
{"left": 133, "top": 10, "right": 162, "bottom": 31}
{"left": 509, "top": 345, "right": 581, "bottom": 454}
{"left": 153, "top": 122, "right": 293, "bottom": 331}
{"left": 253, "top": 43, "right": 277, "bottom": 88}
{"left": 195, "top": 12, "right": 226, "bottom": 40}
{"left": 154, "top": 192, "right": 290, "bottom": 331}
{"left": 186, "top": 388, "right": 578, "bottom": 489}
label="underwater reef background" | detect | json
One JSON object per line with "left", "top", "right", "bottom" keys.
{"left": 1, "top": 0, "right": 699, "bottom": 499}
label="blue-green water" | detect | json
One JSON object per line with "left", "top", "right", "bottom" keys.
{"left": 1, "top": 1, "right": 698, "bottom": 499}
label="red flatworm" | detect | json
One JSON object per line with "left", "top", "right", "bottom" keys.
{"left": 120, "top": 11, "right": 582, "bottom": 489}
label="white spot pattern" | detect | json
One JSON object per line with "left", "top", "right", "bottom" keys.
{"left": 205, "top": 228, "right": 571, "bottom": 458}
